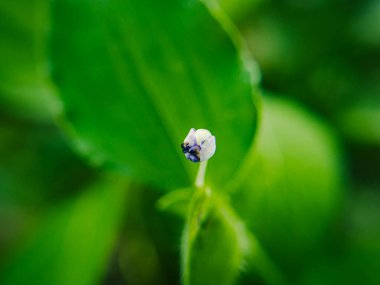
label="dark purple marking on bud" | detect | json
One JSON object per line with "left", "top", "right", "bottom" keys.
{"left": 181, "top": 142, "right": 190, "bottom": 154}
{"left": 181, "top": 143, "right": 201, "bottom": 162}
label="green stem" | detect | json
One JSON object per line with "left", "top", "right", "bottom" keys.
{"left": 195, "top": 161, "right": 208, "bottom": 188}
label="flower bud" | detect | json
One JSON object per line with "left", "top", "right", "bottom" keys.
{"left": 181, "top": 128, "right": 216, "bottom": 162}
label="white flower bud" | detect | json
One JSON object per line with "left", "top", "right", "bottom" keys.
{"left": 181, "top": 128, "right": 216, "bottom": 162}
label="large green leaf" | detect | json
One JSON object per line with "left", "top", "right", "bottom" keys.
{"left": 0, "top": 174, "right": 129, "bottom": 285}
{"left": 0, "top": 0, "right": 61, "bottom": 121}
{"left": 50, "top": 0, "right": 258, "bottom": 189}
{"left": 231, "top": 96, "right": 343, "bottom": 273}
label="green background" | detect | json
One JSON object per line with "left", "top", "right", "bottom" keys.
{"left": 0, "top": 0, "right": 379, "bottom": 284}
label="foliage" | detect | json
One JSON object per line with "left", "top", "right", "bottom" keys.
{"left": 50, "top": 0, "right": 258, "bottom": 189}
{"left": 1, "top": 0, "right": 379, "bottom": 285}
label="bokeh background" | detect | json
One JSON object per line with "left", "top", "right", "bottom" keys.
{"left": 1, "top": 0, "right": 379, "bottom": 284}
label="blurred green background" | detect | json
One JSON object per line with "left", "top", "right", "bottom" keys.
{"left": 0, "top": 0, "right": 379, "bottom": 285}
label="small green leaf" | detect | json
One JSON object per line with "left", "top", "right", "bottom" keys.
{"left": 182, "top": 188, "right": 251, "bottom": 285}
{"left": 50, "top": 0, "right": 258, "bottom": 189}
{"left": 0, "top": 174, "right": 129, "bottom": 285}
{"left": 156, "top": 187, "right": 193, "bottom": 217}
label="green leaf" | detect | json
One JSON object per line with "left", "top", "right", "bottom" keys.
{"left": 50, "top": 0, "right": 258, "bottom": 189}
{"left": 0, "top": 0, "right": 61, "bottom": 121}
{"left": 156, "top": 187, "right": 192, "bottom": 217}
{"left": 0, "top": 174, "right": 129, "bottom": 285}
{"left": 231, "top": 96, "right": 344, "bottom": 271}
{"left": 182, "top": 188, "right": 251, "bottom": 285}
